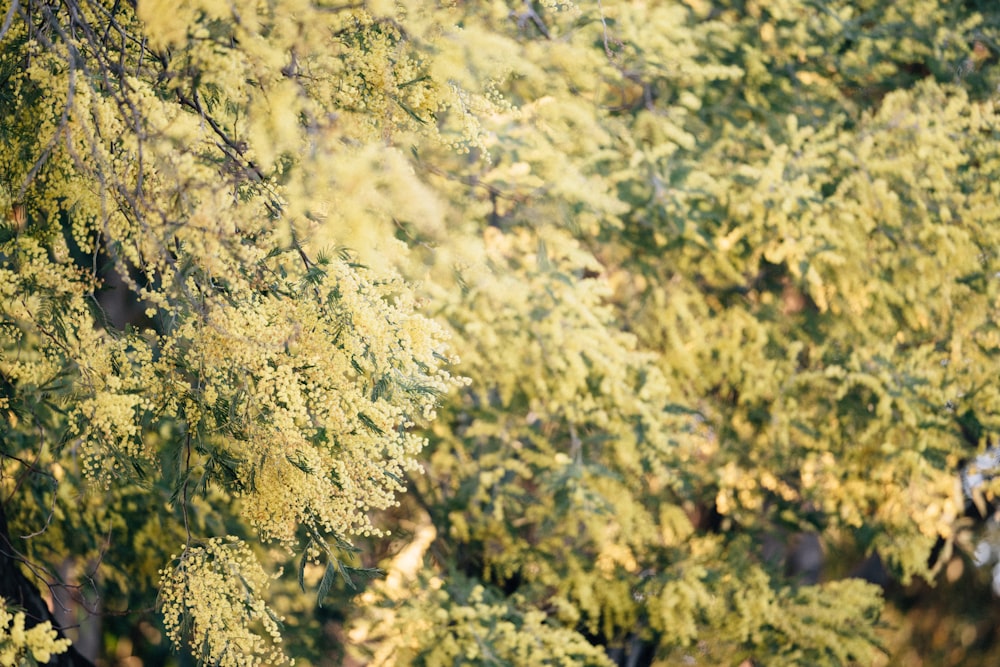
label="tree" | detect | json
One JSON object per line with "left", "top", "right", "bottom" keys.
{"left": 1, "top": 0, "right": 468, "bottom": 664}
{"left": 345, "top": 1, "right": 1000, "bottom": 665}
{"left": 1, "top": 1, "right": 999, "bottom": 666}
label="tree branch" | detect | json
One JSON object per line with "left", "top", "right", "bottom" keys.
{"left": 0, "top": 498, "right": 96, "bottom": 667}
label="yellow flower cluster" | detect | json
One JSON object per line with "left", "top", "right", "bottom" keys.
{"left": 159, "top": 537, "right": 290, "bottom": 667}
{"left": 406, "top": 223, "right": 714, "bottom": 640}
{"left": 356, "top": 575, "right": 614, "bottom": 666}
{"left": 644, "top": 554, "right": 885, "bottom": 665}
{"left": 7, "top": 0, "right": 999, "bottom": 663}
{"left": 143, "top": 254, "right": 462, "bottom": 545}
{"left": 0, "top": 597, "right": 71, "bottom": 666}
{"left": 3, "top": 1, "right": 488, "bottom": 661}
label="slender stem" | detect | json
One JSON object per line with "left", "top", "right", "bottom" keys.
{"left": 181, "top": 428, "right": 192, "bottom": 545}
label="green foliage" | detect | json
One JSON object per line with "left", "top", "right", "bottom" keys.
{"left": 2, "top": 0, "right": 1000, "bottom": 665}
{"left": 358, "top": 570, "right": 615, "bottom": 666}
{"left": 357, "top": 0, "right": 1000, "bottom": 664}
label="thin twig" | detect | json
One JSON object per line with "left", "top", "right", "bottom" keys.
{"left": 182, "top": 428, "right": 192, "bottom": 545}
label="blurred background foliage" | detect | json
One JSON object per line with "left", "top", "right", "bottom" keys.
{"left": 3, "top": 0, "right": 1000, "bottom": 665}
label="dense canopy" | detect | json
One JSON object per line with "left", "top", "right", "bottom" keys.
{"left": 2, "top": 1, "right": 1000, "bottom": 666}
